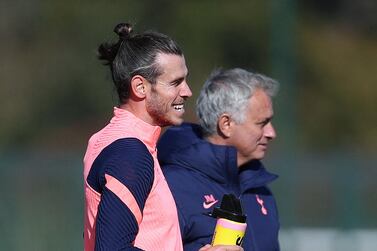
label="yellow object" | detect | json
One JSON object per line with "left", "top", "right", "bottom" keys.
{"left": 211, "top": 219, "right": 246, "bottom": 246}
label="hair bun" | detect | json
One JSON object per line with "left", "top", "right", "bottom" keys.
{"left": 114, "top": 23, "right": 133, "bottom": 40}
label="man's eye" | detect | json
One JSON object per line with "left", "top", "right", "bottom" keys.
{"left": 258, "top": 120, "right": 269, "bottom": 126}
{"left": 171, "top": 78, "right": 184, "bottom": 86}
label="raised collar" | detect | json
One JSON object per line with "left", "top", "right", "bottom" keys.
{"left": 158, "top": 123, "right": 277, "bottom": 190}
{"left": 238, "top": 160, "right": 278, "bottom": 192}
{"left": 205, "top": 144, "right": 278, "bottom": 192}
{"left": 111, "top": 107, "right": 161, "bottom": 151}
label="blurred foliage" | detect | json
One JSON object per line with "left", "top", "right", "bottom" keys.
{"left": 297, "top": 0, "right": 377, "bottom": 152}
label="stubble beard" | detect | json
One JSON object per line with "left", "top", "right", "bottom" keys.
{"left": 146, "top": 94, "right": 173, "bottom": 127}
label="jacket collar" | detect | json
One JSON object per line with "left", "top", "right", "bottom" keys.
{"left": 158, "top": 123, "right": 277, "bottom": 190}
{"left": 238, "top": 160, "right": 278, "bottom": 192}
{"left": 204, "top": 143, "right": 278, "bottom": 191}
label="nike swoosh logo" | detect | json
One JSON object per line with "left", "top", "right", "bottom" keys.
{"left": 203, "top": 200, "right": 218, "bottom": 209}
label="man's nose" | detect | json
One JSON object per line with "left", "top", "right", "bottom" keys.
{"left": 180, "top": 81, "right": 192, "bottom": 97}
{"left": 265, "top": 122, "right": 276, "bottom": 139}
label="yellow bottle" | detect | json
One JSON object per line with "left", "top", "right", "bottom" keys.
{"left": 210, "top": 194, "right": 247, "bottom": 246}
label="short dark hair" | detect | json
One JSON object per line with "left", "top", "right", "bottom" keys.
{"left": 98, "top": 23, "right": 183, "bottom": 103}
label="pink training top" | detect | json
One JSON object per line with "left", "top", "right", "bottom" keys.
{"left": 83, "top": 107, "right": 183, "bottom": 251}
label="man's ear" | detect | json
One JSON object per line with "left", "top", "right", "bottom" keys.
{"left": 217, "top": 113, "right": 233, "bottom": 138}
{"left": 130, "top": 75, "right": 147, "bottom": 99}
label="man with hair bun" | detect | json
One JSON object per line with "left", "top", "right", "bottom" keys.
{"left": 83, "top": 23, "right": 243, "bottom": 251}
{"left": 158, "top": 68, "right": 281, "bottom": 251}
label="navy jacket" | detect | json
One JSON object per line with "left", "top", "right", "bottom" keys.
{"left": 158, "top": 123, "right": 280, "bottom": 251}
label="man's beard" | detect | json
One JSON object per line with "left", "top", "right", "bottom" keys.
{"left": 146, "top": 95, "right": 172, "bottom": 127}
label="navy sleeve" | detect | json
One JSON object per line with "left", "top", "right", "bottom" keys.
{"left": 87, "top": 138, "right": 154, "bottom": 251}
